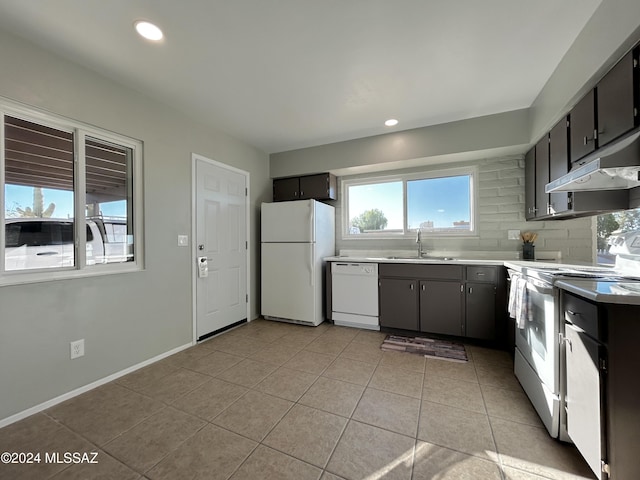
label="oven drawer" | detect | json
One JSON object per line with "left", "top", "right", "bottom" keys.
{"left": 562, "top": 291, "right": 599, "bottom": 338}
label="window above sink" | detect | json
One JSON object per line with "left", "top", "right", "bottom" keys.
{"left": 342, "top": 166, "right": 478, "bottom": 240}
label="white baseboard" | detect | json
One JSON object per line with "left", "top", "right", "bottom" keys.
{"left": 0, "top": 342, "right": 193, "bottom": 429}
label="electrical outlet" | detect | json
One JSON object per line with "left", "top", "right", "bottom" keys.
{"left": 70, "top": 339, "right": 85, "bottom": 359}
{"left": 508, "top": 229, "right": 521, "bottom": 240}
{"left": 177, "top": 234, "right": 189, "bottom": 247}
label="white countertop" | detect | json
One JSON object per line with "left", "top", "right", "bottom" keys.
{"left": 554, "top": 279, "right": 640, "bottom": 306}
{"left": 325, "top": 255, "right": 504, "bottom": 266}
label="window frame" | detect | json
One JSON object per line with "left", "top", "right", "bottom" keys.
{"left": 341, "top": 166, "right": 478, "bottom": 240}
{"left": 0, "top": 98, "right": 144, "bottom": 286}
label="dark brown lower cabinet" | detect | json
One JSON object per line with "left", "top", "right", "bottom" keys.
{"left": 465, "top": 282, "right": 496, "bottom": 340}
{"left": 378, "top": 263, "right": 505, "bottom": 342}
{"left": 378, "top": 277, "right": 419, "bottom": 331}
{"left": 420, "top": 280, "right": 463, "bottom": 336}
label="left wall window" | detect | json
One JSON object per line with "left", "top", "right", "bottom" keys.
{"left": 2, "top": 105, "right": 143, "bottom": 281}
{"left": 4, "top": 116, "right": 76, "bottom": 271}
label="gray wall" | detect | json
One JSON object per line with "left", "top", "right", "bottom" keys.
{"left": 270, "top": 109, "right": 530, "bottom": 178}
{"left": 0, "top": 29, "right": 271, "bottom": 422}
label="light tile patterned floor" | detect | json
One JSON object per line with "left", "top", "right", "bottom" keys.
{"left": 0, "top": 319, "right": 595, "bottom": 479}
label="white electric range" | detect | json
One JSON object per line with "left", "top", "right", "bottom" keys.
{"left": 505, "top": 255, "right": 640, "bottom": 441}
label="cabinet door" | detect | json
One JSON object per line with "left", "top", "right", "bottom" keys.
{"left": 524, "top": 147, "right": 536, "bottom": 220}
{"left": 273, "top": 177, "right": 300, "bottom": 201}
{"left": 548, "top": 117, "right": 570, "bottom": 215}
{"left": 465, "top": 283, "right": 496, "bottom": 340}
{"left": 379, "top": 277, "right": 418, "bottom": 330}
{"left": 535, "top": 134, "right": 550, "bottom": 217}
{"left": 597, "top": 51, "right": 636, "bottom": 148}
{"left": 570, "top": 90, "right": 596, "bottom": 163}
{"left": 300, "top": 173, "right": 336, "bottom": 200}
{"left": 419, "top": 281, "right": 462, "bottom": 336}
{"left": 565, "top": 323, "right": 604, "bottom": 480}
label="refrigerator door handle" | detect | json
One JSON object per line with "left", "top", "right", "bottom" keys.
{"left": 309, "top": 244, "right": 315, "bottom": 286}
{"left": 308, "top": 200, "right": 315, "bottom": 242}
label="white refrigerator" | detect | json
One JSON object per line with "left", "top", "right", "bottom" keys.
{"left": 261, "top": 199, "right": 335, "bottom": 326}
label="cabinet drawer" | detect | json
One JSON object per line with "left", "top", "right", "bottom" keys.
{"left": 466, "top": 266, "right": 497, "bottom": 283}
{"left": 562, "top": 292, "right": 599, "bottom": 339}
{"left": 379, "top": 263, "right": 463, "bottom": 280}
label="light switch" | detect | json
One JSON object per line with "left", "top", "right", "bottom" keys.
{"left": 177, "top": 234, "right": 189, "bottom": 246}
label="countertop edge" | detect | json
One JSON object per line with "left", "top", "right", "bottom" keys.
{"left": 325, "top": 256, "right": 505, "bottom": 266}
{"left": 555, "top": 279, "right": 640, "bottom": 306}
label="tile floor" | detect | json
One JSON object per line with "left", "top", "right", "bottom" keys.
{"left": 0, "top": 319, "right": 595, "bottom": 480}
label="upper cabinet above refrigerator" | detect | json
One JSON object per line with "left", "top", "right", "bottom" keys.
{"left": 273, "top": 173, "right": 337, "bottom": 202}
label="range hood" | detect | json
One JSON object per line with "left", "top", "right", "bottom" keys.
{"left": 546, "top": 128, "right": 640, "bottom": 193}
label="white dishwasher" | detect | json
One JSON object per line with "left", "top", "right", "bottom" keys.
{"left": 331, "top": 262, "right": 379, "bottom": 330}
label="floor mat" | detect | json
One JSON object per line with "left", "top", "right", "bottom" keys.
{"left": 380, "top": 334, "right": 468, "bottom": 362}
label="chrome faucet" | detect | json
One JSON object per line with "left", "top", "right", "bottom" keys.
{"left": 416, "top": 229, "right": 423, "bottom": 257}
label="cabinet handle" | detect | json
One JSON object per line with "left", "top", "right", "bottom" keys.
{"left": 469, "top": 287, "right": 473, "bottom": 294}
{"left": 584, "top": 129, "right": 597, "bottom": 145}
{"left": 410, "top": 284, "right": 414, "bottom": 290}
{"left": 476, "top": 272, "right": 485, "bottom": 276}
{"left": 421, "top": 284, "right": 425, "bottom": 291}
{"left": 566, "top": 310, "right": 581, "bottom": 317}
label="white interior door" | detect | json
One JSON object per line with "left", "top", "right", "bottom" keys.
{"left": 195, "top": 156, "right": 248, "bottom": 340}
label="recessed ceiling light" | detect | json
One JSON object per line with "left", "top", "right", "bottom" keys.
{"left": 134, "top": 21, "right": 163, "bottom": 41}
{"left": 384, "top": 119, "right": 399, "bottom": 127}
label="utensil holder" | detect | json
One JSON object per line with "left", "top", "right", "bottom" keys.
{"left": 522, "top": 243, "right": 535, "bottom": 260}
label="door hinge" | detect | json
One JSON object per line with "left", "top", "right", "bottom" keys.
{"left": 245, "top": 241, "right": 248, "bottom": 250}
{"left": 245, "top": 187, "right": 248, "bottom": 196}
{"left": 601, "top": 461, "right": 610, "bottom": 476}
{"left": 246, "top": 294, "right": 249, "bottom": 303}
{"left": 634, "top": 107, "right": 638, "bottom": 118}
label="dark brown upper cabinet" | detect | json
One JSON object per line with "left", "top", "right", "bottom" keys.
{"left": 570, "top": 49, "right": 638, "bottom": 165}
{"left": 299, "top": 173, "right": 336, "bottom": 200}
{"left": 548, "top": 117, "right": 570, "bottom": 215}
{"left": 524, "top": 147, "right": 536, "bottom": 220}
{"left": 596, "top": 50, "right": 637, "bottom": 148}
{"left": 535, "top": 134, "right": 550, "bottom": 217}
{"left": 272, "top": 176, "right": 300, "bottom": 201}
{"left": 569, "top": 89, "right": 596, "bottom": 163}
{"left": 273, "top": 172, "right": 337, "bottom": 202}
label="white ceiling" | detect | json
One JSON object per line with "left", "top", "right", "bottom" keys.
{"left": 0, "top": 0, "right": 602, "bottom": 154}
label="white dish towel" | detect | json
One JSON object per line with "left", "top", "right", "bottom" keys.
{"left": 508, "top": 273, "right": 529, "bottom": 329}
